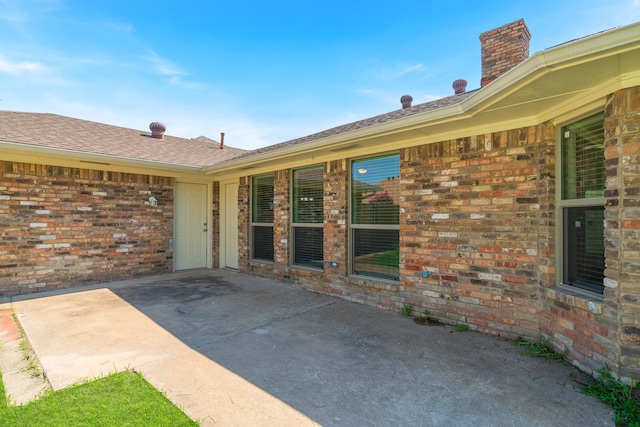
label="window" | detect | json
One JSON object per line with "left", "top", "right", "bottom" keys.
{"left": 251, "top": 174, "right": 274, "bottom": 261}
{"left": 351, "top": 154, "right": 400, "bottom": 280}
{"left": 560, "top": 113, "right": 605, "bottom": 293}
{"left": 292, "top": 166, "right": 324, "bottom": 268}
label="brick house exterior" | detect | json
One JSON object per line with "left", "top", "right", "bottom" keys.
{"left": 0, "top": 163, "right": 174, "bottom": 293}
{"left": 0, "top": 113, "right": 246, "bottom": 293}
{"left": 2, "top": 19, "right": 640, "bottom": 381}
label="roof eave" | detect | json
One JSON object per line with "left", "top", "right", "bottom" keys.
{"left": 0, "top": 140, "right": 205, "bottom": 177}
{"left": 204, "top": 21, "right": 640, "bottom": 177}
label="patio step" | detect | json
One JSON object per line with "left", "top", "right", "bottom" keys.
{"left": 0, "top": 308, "right": 51, "bottom": 405}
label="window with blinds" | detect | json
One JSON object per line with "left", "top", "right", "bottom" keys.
{"left": 251, "top": 174, "right": 274, "bottom": 262}
{"left": 560, "top": 113, "right": 605, "bottom": 293}
{"left": 562, "top": 113, "right": 605, "bottom": 200}
{"left": 292, "top": 166, "right": 324, "bottom": 268}
{"left": 351, "top": 154, "right": 400, "bottom": 280}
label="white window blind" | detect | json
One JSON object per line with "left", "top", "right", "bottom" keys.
{"left": 292, "top": 166, "right": 323, "bottom": 268}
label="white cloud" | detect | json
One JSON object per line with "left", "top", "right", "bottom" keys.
{"left": 377, "top": 63, "right": 427, "bottom": 80}
{"left": 104, "top": 21, "right": 133, "bottom": 33}
{"left": 0, "top": 55, "right": 48, "bottom": 74}
{"left": 144, "top": 50, "right": 185, "bottom": 77}
{"left": 141, "top": 50, "right": 207, "bottom": 89}
{"left": 398, "top": 63, "right": 424, "bottom": 76}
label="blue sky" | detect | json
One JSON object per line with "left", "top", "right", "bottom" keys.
{"left": 2, "top": 1, "right": 639, "bottom": 150}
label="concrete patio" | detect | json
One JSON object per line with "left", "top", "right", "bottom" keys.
{"left": 0, "top": 269, "right": 613, "bottom": 426}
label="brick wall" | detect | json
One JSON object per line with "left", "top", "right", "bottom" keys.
{"left": 606, "top": 87, "right": 640, "bottom": 379}
{"left": 538, "top": 87, "right": 640, "bottom": 381}
{"left": 237, "top": 127, "right": 549, "bottom": 339}
{"left": 233, "top": 87, "right": 640, "bottom": 382}
{"left": 541, "top": 288, "right": 612, "bottom": 375}
{"left": 0, "top": 161, "right": 174, "bottom": 295}
{"left": 400, "top": 127, "right": 546, "bottom": 338}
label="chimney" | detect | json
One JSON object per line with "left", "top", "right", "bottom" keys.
{"left": 453, "top": 78, "right": 467, "bottom": 94}
{"left": 479, "top": 19, "right": 531, "bottom": 87}
{"left": 220, "top": 132, "right": 225, "bottom": 150}
{"left": 400, "top": 94, "right": 413, "bottom": 109}
{"left": 149, "top": 122, "right": 166, "bottom": 139}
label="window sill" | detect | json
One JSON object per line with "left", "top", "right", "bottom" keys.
{"left": 289, "top": 265, "right": 323, "bottom": 273}
{"left": 348, "top": 274, "right": 400, "bottom": 289}
{"left": 249, "top": 259, "right": 274, "bottom": 265}
{"left": 546, "top": 284, "right": 604, "bottom": 314}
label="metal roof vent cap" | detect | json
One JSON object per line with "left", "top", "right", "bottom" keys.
{"left": 401, "top": 95, "right": 413, "bottom": 109}
{"left": 149, "top": 122, "right": 166, "bottom": 139}
{"left": 453, "top": 79, "right": 467, "bottom": 94}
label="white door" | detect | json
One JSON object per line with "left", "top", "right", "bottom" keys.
{"left": 174, "top": 183, "right": 208, "bottom": 270}
{"left": 223, "top": 182, "right": 239, "bottom": 269}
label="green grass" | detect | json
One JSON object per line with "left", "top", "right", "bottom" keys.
{"left": 0, "top": 370, "right": 197, "bottom": 427}
{"left": 400, "top": 303, "right": 414, "bottom": 317}
{"left": 0, "top": 369, "right": 6, "bottom": 409}
{"left": 514, "top": 336, "right": 569, "bottom": 364}
{"left": 579, "top": 365, "right": 640, "bottom": 427}
{"left": 358, "top": 248, "right": 400, "bottom": 268}
{"left": 516, "top": 337, "right": 640, "bottom": 426}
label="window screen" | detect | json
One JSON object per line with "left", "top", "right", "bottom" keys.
{"left": 292, "top": 166, "right": 324, "bottom": 268}
{"left": 560, "top": 113, "right": 605, "bottom": 293}
{"left": 351, "top": 154, "right": 400, "bottom": 280}
{"left": 251, "top": 174, "right": 274, "bottom": 262}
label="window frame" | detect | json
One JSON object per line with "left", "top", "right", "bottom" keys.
{"left": 250, "top": 173, "right": 275, "bottom": 262}
{"left": 556, "top": 112, "right": 605, "bottom": 294}
{"left": 291, "top": 165, "right": 324, "bottom": 269}
{"left": 349, "top": 153, "right": 400, "bottom": 281}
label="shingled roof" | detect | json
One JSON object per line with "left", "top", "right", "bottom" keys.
{"left": 0, "top": 111, "right": 246, "bottom": 168}
{"left": 1, "top": 89, "right": 477, "bottom": 169}
{"left": 231, "top": 89, "right": 478, "bottom": 160}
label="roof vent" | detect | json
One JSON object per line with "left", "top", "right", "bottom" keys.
{"left": 400, "top": 95, "right": 413, "bottom": 109}
{"left": 149, "top": 122, "right": 166, "bottom": 139}
{"left": 453, "top": 78, "right": 467, "bottom": 94}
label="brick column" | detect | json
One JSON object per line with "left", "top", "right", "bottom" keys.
{"left": 605, "top": 86, "right": 640, "bottom": 381}
{"left": 237, "top": 176, "right": 250, "bottom": 270}
{"left": 211, "top": 181, "right": 220, "bottom": 268}
{"left": 324, "top": 160, "right": 348, "bottom": 277}
{"left": 536, "top": 121, "right": 557, "bottom": 288}
{"left": 273, "top": 169, "right": 290, "bottom": 278}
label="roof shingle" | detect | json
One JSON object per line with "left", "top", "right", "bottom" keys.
{"left": 0, "top": 111, "right": 246, "bottom": 168}
{"left": 231, "top": 89, "right": 477, "bottom": 160}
